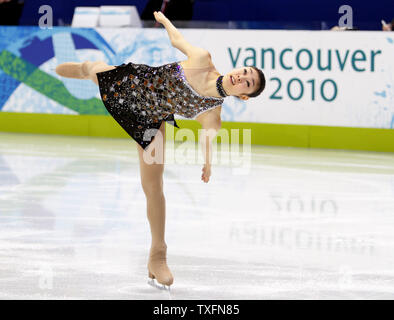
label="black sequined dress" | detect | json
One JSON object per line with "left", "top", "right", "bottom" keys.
{"left": 96, "top": 61, "right": 224, "bottom": 150}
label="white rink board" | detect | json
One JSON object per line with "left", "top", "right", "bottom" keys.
{"left": 2, "top": 27, "right": 392, "bottom": 129}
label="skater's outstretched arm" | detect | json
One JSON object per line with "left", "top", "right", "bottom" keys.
{"left": 154, "top": 11, "right": 209, "bottom": 58}
{"left": 199, "top": 113, "right": 221, "bottom": 183}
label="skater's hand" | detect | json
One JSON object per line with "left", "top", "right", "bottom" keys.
{"left": 153, "top": 11, "right": 168, "bottom": 24}
{"left": 201, "top": 164, "right": 211, "bottom": 183}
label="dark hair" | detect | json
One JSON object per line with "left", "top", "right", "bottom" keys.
{"left": 246, "top": 66, "right": 266, "bottom": 98}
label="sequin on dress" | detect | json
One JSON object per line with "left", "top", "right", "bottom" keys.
{"left": 96, "top": 61, "right": 224, "bottom": 150}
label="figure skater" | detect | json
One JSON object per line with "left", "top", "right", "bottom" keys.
{"left": 55, "top": 11, "right": 266, "bottom": 290}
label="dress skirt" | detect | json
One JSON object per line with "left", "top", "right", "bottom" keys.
{"left": 96, "top": 62, "right": 179, "bottom": 151}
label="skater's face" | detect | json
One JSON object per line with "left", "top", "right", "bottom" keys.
{"left": 223, "top": 67, "right": 259, "bottom": 100}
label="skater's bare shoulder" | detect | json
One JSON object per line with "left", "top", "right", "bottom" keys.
{"left": 173, "top": 40, "right": 212, "bottom": 65}
{"left": 179, "top": 49, "right": 214, "bottom": 71}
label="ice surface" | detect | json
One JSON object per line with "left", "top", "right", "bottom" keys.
{"left": 0, "top": 132, "right": 393, "bottom": 299}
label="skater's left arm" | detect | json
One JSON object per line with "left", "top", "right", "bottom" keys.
{"left": 154, "top": 11, "right": 208, "bottom": 59}
{"left": 199, "top": 113, "right": 221, "bottom": 183}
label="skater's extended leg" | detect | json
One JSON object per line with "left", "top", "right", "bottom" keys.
{"left": 137, "top": 122, "right": 173, "bottom": 287}
{"left": 55, "top": 61, "right": 115, "bottom": 85}
{"left": 82, "top": 61, "right": 115, "bottom": 85}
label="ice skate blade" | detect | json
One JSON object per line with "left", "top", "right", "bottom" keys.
{"left": 148, "top": 278, "right": 171, "bottom": 292}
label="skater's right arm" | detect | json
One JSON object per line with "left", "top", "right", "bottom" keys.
{"left": 154, "top": 11, "right": 209, "bottom": 58}
{"left": 199, "top": 114, "right": 221, "bottom": 183}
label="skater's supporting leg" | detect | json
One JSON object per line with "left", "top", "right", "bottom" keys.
{"left": 137, "top": 121, "right": 167, "bottom": 247}
{"left": 137, "top": 122, "right": 173, "bottom": 287}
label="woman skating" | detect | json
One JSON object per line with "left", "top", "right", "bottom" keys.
{"left": 55, "top": 11, "right": 266, "bottom": 290}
